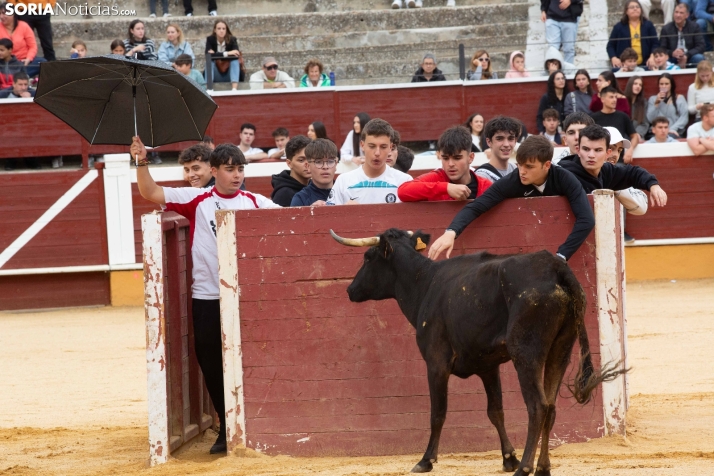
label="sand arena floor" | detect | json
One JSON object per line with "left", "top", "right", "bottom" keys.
{"left": 0, "top": 279, "right": 712, "bottom": 475}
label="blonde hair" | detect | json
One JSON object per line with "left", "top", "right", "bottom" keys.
{"left": 694, "top": 60, "right": 714, "bottom": 90}
{"left": 470, "top": 49, "right": 493, "bottom": 79}
{"left": 166, "top": 23, "right": 184, "bottom": 44}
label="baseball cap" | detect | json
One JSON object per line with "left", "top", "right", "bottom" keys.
{"left": 262, "top": 56, "right": 278, "bottom": 67}
{"left": 603, "top": 126, "right": 631, "bottom": 149}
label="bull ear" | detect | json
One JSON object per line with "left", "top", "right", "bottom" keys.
{"left": 378, "top": 236, "right": 395, "bottom": 259}
{"left": 411, "top": 230, "right": 431, "bottom": 252}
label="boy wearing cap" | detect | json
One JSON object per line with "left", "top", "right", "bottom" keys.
{"left": 249, "top": 56, "right": 295, "bottom": 89}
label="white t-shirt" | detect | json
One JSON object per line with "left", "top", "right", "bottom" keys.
{"left": 163, "top": 186, "right": 280, "bottom": 300}
{"left": 268, "top": 147, "right": 286, "bottom": 159}
{"left": 686, "top": 121, "right": 714, "bottom": 139}
{"left": 474, "top": 162, "right": 517, "bottom": 182}
{"left": 327, "top": 165, "right": 412, "bottom": 205}
{"left": 241, "top": 146, "right": 265, "bottom": 158}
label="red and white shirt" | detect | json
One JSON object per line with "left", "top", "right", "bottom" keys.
{"left": 163, "top": 186, "right": 280, "bottom": 300}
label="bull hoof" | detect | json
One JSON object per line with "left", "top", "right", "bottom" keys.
{"left": 411, "top": 460, "right": 433, "bottom": 473}
{"left": 534, "top": 469, "right": 551, "bottom": 476}
{"left": 502, "top": 453, "right": 520, "bottom": 472}
{"left": 514, "top": 468, "right": 532, "bottom": 476}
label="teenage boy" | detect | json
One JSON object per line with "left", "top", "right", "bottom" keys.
{"left": 647, "top": 116, "right": 677, "bottom": 143}
{"left": 0, "top": 38, "right": 24, "bottom": 90}
{"left": 591, "top": 87, "right": 639, "bottom": 163}
{"left": 650, "top": 47, "right": 681, "bottom": 71}
{"left": 173, "top": 54, "right": 206, "bottom": 90}
{"left": 327, "top": 118, "right": 412, "bottom": 205}
{"left": 540, "top": 108, "right": 562, "bottom": 146}
{"left": 238, "top": 123, "right": 268, "bottom": 162}
{"left": 398, "top": 126, "right": 492, "bottom": 201}
{"left": 268, "top": 127, "right": 289, "bottom": 160}
{"left": 557, "top": 112, "right": 594, "bottom": 160}
{"left": 429, "top": 135, "right": 594, "bottom": 261}
{"left": 474, "top": 116, "right": 521, "bottom": 182}
{"left": 687, "top": 104, "right": 714, "bottom": 155}
{"left": 394, "top": 145, "right": 414, "bottom": 173}
{"left": 291, "top": 138, "right": 338, "bottom": 206}
{"left": 179, "top": 143, "right": 214, "bottom": 187}
{"left": 618, "top": 48, "right": 645, "bottom": 72}
{"left": 132, "top": 137, "right": 280, "bottom": 455}
{"left": 270, "top": 135, "right": 311, "bottom": 206}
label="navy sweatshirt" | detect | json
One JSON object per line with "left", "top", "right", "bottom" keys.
{"left": 557, "top": 154, "right": 659, "bottom": 193}
{"left": 290, "top": 181, "right": 331, "bottom": 206}
{"left": 447, "top": 165, "right": 595, "bottom": 260}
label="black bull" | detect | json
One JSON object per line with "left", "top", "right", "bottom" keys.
{"left": 332, "top": 228, "right": 625, "bottom": 476}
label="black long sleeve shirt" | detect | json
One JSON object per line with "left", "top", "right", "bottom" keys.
{"left": 557, "top": 154, "right": 659, "bottom": 193}
{"left": 447, "top": 165, "right": 595, "bottom": 260}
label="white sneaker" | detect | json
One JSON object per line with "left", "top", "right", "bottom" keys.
{"left": 163, "top": 12, "right": 171, "bottom": 17}
{"left": 446, "top": 0, "right": 455, "bottom": 6}
{"left": 391, "top": 0, "right": 402, "bottom": 9}
{"left": 149, "top": 12, "right": 156, "bottom": 17}
{"left": 415, "top": 0, "right": 422, "bottom": 7}
{"left": 186, "top": 12, "right": 192, "bottom": 16}
{"left": 407, "top": 0, "right": 415, "bottom": 7}
{"left": 51, "top": 157, "right": 61, "bottom": 168}
{"left": 209, "top": 10, "right": 217, "bottom": 15}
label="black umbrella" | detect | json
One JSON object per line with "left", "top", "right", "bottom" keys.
{"left": 34, "top": 55, "right": 217, "bottom": 148}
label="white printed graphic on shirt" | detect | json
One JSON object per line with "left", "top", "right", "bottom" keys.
{"left": 327, "top": 166, "right": 412, "bottom": 205}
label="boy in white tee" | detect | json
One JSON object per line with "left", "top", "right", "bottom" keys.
{"left": 327, "top": 118, "right": 412, "bottom": 205}
{"left": 132, "top": 137, "right": 280, "bottom": 455}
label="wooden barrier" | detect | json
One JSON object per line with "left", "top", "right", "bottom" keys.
{"left": 207, "top": 194, "right": 626, "bottom": 459}
{"left": 142, "top": 211, "right": 214, "bottom": 465}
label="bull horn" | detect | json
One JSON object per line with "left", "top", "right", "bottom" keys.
{"left": 330, "top": 229, "right": 380, "bottom": 247}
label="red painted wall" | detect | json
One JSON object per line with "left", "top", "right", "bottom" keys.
{"left": 232, "top": 198, "right": 603, "bottom": 457}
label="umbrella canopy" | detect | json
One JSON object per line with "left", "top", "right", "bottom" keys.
{"left": 34, "top": 55, "right": 218, "bottom": 148}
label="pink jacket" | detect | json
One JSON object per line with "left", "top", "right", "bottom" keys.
{"left": 504, "top": 51, "right": 530, "bottom": 79}
{"left": 0, "top": 20, "right": 37, "bottom": 61}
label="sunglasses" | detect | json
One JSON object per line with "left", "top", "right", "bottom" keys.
{"left": 478, "top": 57, "right": 490, "bottom": 62}
{"left": 265, "top": 64, "right": 278, "bottom": 71}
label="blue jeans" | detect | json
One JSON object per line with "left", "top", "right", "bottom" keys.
{"left": 671, "top": 53, "right": 705, "bottom": 67}
{"left": 208, "top": 59, "right": 239, "bottom": 85}
{"left": 545, "top": 18, "right": 577, "bottom": 64}
{"left": 696, "top": 18, "right": 713, "bottom": 51}
{"left": 25, "top": 57, "right": 46, "bottom": 77}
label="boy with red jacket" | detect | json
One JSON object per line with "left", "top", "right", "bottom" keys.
{"left": 398, "top": 126, "right": 492, "bottom": 202}
{"left": 0, "top": 39, "right": 25, "bottom": 90}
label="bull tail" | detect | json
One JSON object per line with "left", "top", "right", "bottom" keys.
{"left": 560, "top": 267, "right": 629, "bottom": 405}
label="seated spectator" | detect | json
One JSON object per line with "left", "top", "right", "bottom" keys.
{"left": 173, "top": 54, "right": 206, "bottom": 90}
{"left": 0, "top": 38, "right": 24, "bottom": 90}
{"left": 694, "top": 0, "right": 714, "bottom": 52}
{"left": 307, "top": 121, "right": 329, "bottom": 141}
{"left": 607, "top": 0, "right": 658, "bottom": 70}
{"left": 541, "top": 108, "right": 562, "bottom": 146}
{"left": 327, "top": 118, "right": 412, "bottom": 205}
{"left": 398, "top": 126, "right": 491, "bottom": 202}
{"left": 650, "top": 47, "right": 680, "bottom": 70}
{"left": 271, "top": 135, "right": 311, "bottom": 207}
{"left": 0, "top": 71, "right": 34, "bottom": 98}
{"left": 564, "top": 69, "right": 593, "bottom": 115}
{"left": 646, "top": 73, "right": 688, "bottom": 137}
{"left": 299, "top": 58, "right": 330, "bottom": 87}
{"left": 179, "top": 143, "right": 214, "bottom": 188}
{"left": 394, "top": 146, "right": 414, "bottom": 173}
{"left": 291, "top": 139, "right": 338, "bottom": 207}
{"left": 70, "top": 40, "right": 87, "bottom": 58}
{"left": 474, "top": 116, "right": 520, "bottom": 182}
{"left": 202, "top": 135, "right": 215, "bottom": 150}
{"left": 464, "top": 112, "right": 486, "bottom": 152}
{"left": 557, "top": 111, "right": 595, "bottom": 160}
{"left": 0, "top": 3, "right": 44, "bottom": 77}
{"left": 340, "top": 112, "right": 370, "bottom": 166}
{"left": 540, "top": 0, "right": 580, "bottom": 65}
{"left": 385, "top": 129, "right": 400, "bottom": 167}
{"left": 205, "top": 20, "right": 242, "bottom": 90}
{"left": 466, "top": 49, "right": 498, "bottom": 80}
{"left": 591, "top": 87, "right": 639, "bottom": 162}
{"left": 603, "top": 126, "right": 631, "bottom": 164}
{"left": 158, "top": 24, "right": 194, "bottom": 65}
{"left": 659, "top": 3, "right": 705, "bottom": 68}
{"left": 687, "top": 103, "right": 714, "bottom": 154}
{"left": 625, "top": 76, "right": 649, "bottom": 140}
{"left": 590, "top": 70, "right": 631, "bottom": 115}
{"left": 238, "top": 123, "right": 268, "bottom": 162}
{"left": 149, "top": 0, "right": 169, "bottom": 18}
{"left": 639, "top": 0, "right": 675, "bottom": 24}
{"left": 618, "top": 48, "right": 645, "bottom": 72}
{"left": 411, "top": 53, "right": 446, "bottom": 83}
{"left": 110, "top": 39, "right": 126, "bottom": 55}
{"left": 542, "top": 46, "right": 576, "bottom": 76}
{"left": 249, "top": 56, "right": 294, "bottom": 89}
{"left": 504, "top": 51, "right": 529, "bottom": 78}
{"left": 268, "top": 127, "right": 289, "bottom": 160}
{"left": 687, "top": 60, "right": 714, "bottom": 118}
{"left": 647, "top": 116, "right": 678, "bottom": 143}
{"left": 123, "top": 20, "right": 157, "bottom": 61}
{"left": 536, "top": 71, "right": 569, "bottom": 133}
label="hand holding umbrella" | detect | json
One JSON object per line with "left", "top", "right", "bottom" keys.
{"left": 130, "top": 136, "right": 148, "bottom": 166}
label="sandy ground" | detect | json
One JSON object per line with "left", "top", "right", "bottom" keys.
{"left": 0, "top": 279, "right": 713, "bottom": 475}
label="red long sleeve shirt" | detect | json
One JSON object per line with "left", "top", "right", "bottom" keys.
{"left": 398, "top": 168, "right": 492, "bottom": 202}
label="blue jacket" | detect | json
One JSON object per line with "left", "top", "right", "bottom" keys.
{"left": 290, "top": 181, "right": 331, "bottom": 206}
{"left": 606, "top": 21, "right": 660, "bottom": 64}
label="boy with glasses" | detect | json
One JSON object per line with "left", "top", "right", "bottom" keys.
{"left": 291, "top": 139, "right": 339, "bottom": 206}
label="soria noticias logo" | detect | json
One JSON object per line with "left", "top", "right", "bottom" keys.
{"left": 3, "top": 2, "right": 136, "bottom": 16}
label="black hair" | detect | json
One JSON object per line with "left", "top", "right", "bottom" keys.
{"left": 174, "top": 53, "right": 192, "bottom": 67}
{"left": 483, "top": 116, "right": 521, "bottom": 141}
{"left": 652, "top": 47, "right": 668, "bottom": 56}
{"left": 0, "top": 3, "right": 18, "bottom": 29}
{"left": 563, "top": 111, "right": 595, "bottom": 131}
{"left": 360, "top": 118, "right": 393, "bottom": 141}
{"left": 598, "top": 70, "right": 624, "bottom": 95}
{"left": 391, "top": 129, "right": 401, "bottom": 148}
{"left": 620, "top": 0, "right": 647, "bottom": 24}
{"left": 110, "top": 39, "right": 125, "bottom": 53}
{"left": 285, "top": 135, "right": 312, "bottom": 161}
{"left": 394, "top": 145, "right": 414, "bottom": 173}
{"left": 544, "top": 58, "right": 562, "bottom": 72}
{"left": 353, "top": 112, "right": 371, "bottom": 156}
{"left": 210, "top": 143, "right": 247, "bottom": 168}
{"left": 624, "top": 75, "right": 646, "bottom": 124}
{"left": 573, "top": 69, "right": 593, "bottom": 95}
{"left": 651, "top": 116, "right": 670, "bottom": 127}
{"left": 272, "top": 127, "right": 289, "bottom": 138}
{"left": 127, "top": 19, "right": 147, "bottom": 42}
{"left": 464, "top": 112, "right": 484, "bottom": 134}
{"left": 658, "top": 72, "right": 679, "bottom": 115}
{"left": 437, "top": 126, "right": 472, "bottom": 157}
{"left": 600, "top": 86, "right": 618, "bottom": 96}
{"left": 547, "top": 70, "right": 570, "bottom": 105}
{"left": 305, "top": 138, "right": 338, "bottom": 161}
{"left": 14, "top": 71, "right": 29, "bottom": 82}
{"left": 0, "top": 38, "right": 13, "bottom": 50}
{"left": 240, "top": 123, "right": 256, "bottom": 133}
{"left": 311, "top": 121, "right": 328, "bottom": 140}
{"left": 515, "top": 135, "right": 553, "bottom": 165}
{"left": 179, "top": 144, "right": 212, "bottom": 164}
{"left": 578, "top": 125, "right": 611, "bottom": 149}
{"left": 202, "top": 135, "right": 214, "bottom": 144}
{"left": 542, "top": 108, "right": 560, "bottom": 121}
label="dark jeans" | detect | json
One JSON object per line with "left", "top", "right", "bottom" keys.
{"left": 192, "top": 298, "right": 225, "bottom": 437}
{"left": 150, "top": 0, "right": 169, "bottom": 14}
{"left": 183, "top": 0, "right": 217, "bottom": 14}
{"left": 20, "top": 14, "right": 55, "bottom": 61}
